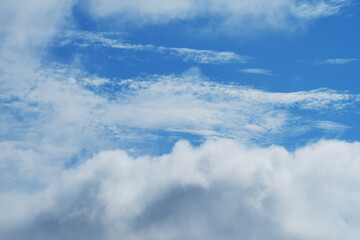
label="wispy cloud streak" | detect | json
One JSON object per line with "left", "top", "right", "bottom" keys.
{"left": 239, "top": 68, "right": 274, "bottom": 76}
{"left": 304, "top": 58, "right": 358, "bottom": 65}
{"left": 325, "top": 58, "right": 358, "bottom": 65}
{"left": 59, "top": 31, "right": 247, "bottom": 64}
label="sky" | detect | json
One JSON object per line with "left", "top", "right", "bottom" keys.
{"left": 1, "top": 0, "right": 360, "bottom": 239}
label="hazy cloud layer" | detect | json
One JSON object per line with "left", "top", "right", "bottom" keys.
{"left": 88, "top": 0, "right": 350, "bottom": 32}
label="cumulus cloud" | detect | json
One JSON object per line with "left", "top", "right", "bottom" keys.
{"left": 1, "top": 139, "right": 360, "bottom": 240}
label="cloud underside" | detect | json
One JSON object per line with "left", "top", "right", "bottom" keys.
{"left": 2, "top": 139, "right": 360, "bottom": 240}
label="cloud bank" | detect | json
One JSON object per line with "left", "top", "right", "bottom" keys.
{"left": 2, "top": 139, "right": 360, "bottom": 240}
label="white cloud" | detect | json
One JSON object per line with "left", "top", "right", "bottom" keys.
{"left": 313, "top": 120, "right": 349, "bottom": 133}
{"left": 81, "top": 76, "right": 110, "bottom": 87}
{"left": 161, "top": 47, "right": 247, "bottom": 64}
{"left": 1, "top": 64, "right": 358, "bottom": 150}
{"left": 239, "top": 68, "right": 274, "bottom": 75}
{"left": 305, "top": 58, "right": 358, "bottom": 65}
{"left": 291, "top": 0, "right": 347, "bottom": 19}
{"left": 87, "top": 0, "right": 350, "bottom": 32}
{"left": 98, "top": 68, "right": 358, "bottom": 141}
{"left": 60, "top": 31, "right": 247, "bottom": 64}
{"left": 0, "top": 2, "right": 358, "bottom": 239}
{"left": 0, "top": 0, "right": 74, "bottom": 57}
{"left": 1, "top": 139, "right": 360, "bottom": 239}
{"left": 1, "top": 63, "right": 358, "bottom": 198}
{"left": 325, "top": 58, "right": 358, "bottom": 65}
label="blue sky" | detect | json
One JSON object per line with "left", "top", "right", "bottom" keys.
{"left": 1, "top": 0, "right": 360, "bottom": 239}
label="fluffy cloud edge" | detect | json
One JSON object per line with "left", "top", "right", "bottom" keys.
{"left": 1, "top": 139, "right": 360, "bottom": 240}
